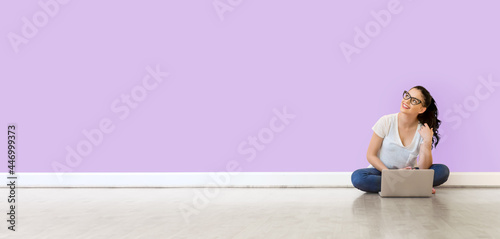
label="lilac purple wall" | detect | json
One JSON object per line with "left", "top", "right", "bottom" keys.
{"left": 1, "top": 0, "right": 499, "bottom": 173}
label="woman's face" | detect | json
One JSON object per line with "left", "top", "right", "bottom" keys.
{"left": 401, "top": 88, "right": 426, "bottom": 114}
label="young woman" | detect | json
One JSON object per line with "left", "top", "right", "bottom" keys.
{"left": 351, "top": 86, "right": 450, "bottom": 194}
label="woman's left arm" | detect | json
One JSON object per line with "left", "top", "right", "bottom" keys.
{"left": 418, "top": 140, "right": 433, "bottom": 169}
{"left": 417, "top": 123, "right": 434, "bottom": 169}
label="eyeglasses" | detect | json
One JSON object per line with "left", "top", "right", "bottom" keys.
{"left": 402, "top": 90, "right": 422, "bottom": 105}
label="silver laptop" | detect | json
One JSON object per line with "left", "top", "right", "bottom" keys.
{"left": 379, "top": 169, "right": 434, "bottom": 197}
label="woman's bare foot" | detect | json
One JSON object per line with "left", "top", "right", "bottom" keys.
{"left": 432, "top": 188, "right": 436, "bottom": 194}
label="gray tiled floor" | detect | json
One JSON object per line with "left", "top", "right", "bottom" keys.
{"left": 1, "top": 188, "right": 499, "bottom": 238}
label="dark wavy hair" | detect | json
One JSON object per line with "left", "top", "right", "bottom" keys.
{"left": 411, "top": 86, "right": 441, "bottom": 149}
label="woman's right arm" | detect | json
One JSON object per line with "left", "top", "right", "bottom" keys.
{"left": 366, "top": 132, "right": 389, "bottom": 171}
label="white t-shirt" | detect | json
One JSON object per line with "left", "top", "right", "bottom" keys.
{"left": 368, "top": 113, "right": 424, "bottom": 169}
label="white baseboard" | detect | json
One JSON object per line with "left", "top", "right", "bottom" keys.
{"left": 1, "top": 172, "right": 499, "bottom": 188}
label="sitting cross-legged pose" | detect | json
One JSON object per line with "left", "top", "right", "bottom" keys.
{"left": 351, "top": 86, "right": 449, "bottom": 194}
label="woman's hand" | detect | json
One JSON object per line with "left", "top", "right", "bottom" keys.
{"left": 418, "top": 123, "right": 434, "bottom": 143}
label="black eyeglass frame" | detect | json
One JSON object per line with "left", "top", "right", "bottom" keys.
{"left": 402, "top": 90, "right": 423, "bottom": 106}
